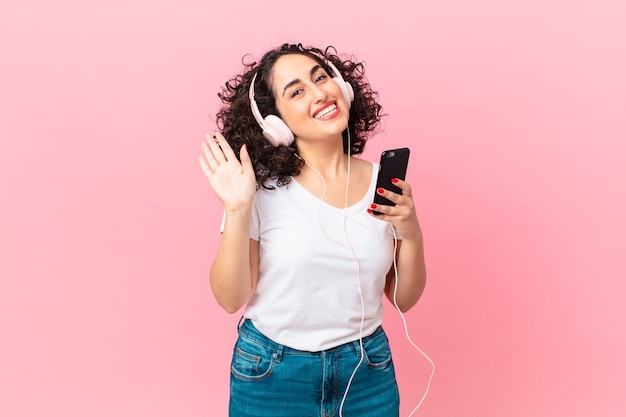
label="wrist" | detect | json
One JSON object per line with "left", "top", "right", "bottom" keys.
{"left": 396, "top": 226, "right": 423, "bottom": 244}
{"left": 224, "top": 206, "right": 252, "bottom": 221}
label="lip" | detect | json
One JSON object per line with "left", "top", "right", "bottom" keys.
{"left": 312, "top": 100, "right": 339, "bottom": 120}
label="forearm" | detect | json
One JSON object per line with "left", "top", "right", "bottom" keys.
{"left": 386, "top": 236, "right": 427, "bottom": 313}
{"left": 210, "top": 210, "right": 255, "bottom": 313}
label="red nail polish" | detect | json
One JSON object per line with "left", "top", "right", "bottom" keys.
{"left": 377, "top": 188, "right": 384, "bottom": 194}
{"left": 391, "top": 178, "right": 399, "bottom": 183}
{"left": 367, "top": 208, "right": 372, "bottom": 214}
{"left": 370, "top": 203, "right": 377, "bottom": 209}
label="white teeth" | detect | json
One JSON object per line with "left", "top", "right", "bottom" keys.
{"left": 315, "top": 104, "right": 337, "bottom": 119}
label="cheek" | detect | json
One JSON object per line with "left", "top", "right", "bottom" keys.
{"left": 278, "top": 102, "right": 309, "bottom": 127}
{"left": 328, "top": 85, "right": 350, "bottom": 113}
{"left": 337, "top": 97, "right": 350, "bottom": 115}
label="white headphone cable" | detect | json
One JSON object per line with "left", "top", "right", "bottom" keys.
{"left": 304, "top": 147, "right": 434, "bottom": 416}
{"left": 337, "top": 138, "right": 366, "bottom": 417}
{"left": 300, "top": 132, "right": 365, "bottom": 417}
{"left": 390, "top": 227, "right": 435, "bottom": 416}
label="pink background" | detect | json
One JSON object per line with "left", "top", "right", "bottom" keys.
{"left": 1, "top": 1, "right": 625, "bottom": 416}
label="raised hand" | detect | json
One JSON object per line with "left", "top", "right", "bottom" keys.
{"left": 199, "top": 132, "right": 256, "bottom": 213}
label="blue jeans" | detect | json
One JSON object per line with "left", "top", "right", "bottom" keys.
{"left": 229, "top": 320, "right": 400, "bottom": 417}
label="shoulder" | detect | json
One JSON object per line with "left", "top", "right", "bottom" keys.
{"left": 349, "top": 157, "right": 376, "bottom": 186}
{"left": 349, "top": 156, "right": 375, "bottom": 172}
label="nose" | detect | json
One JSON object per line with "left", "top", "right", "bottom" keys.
{"left": 310, "top": 84, "right": 327, "bottom": 103}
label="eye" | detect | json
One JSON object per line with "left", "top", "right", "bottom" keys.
{"left": 315, "top": 74, "right": 328, "bottom": 83}
{"left": 290, "top": 88, "right": 303, "bottom": 98}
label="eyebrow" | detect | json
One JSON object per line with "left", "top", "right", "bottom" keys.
{"left": 281, "top": 64, "right": 322, "bottom": 97}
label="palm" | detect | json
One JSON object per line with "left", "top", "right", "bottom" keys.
{"left": 199, "top": 133, "right": 256, "bottom": 211}
{"left": 209, "top": 156, "right": 255, "bottom": 210}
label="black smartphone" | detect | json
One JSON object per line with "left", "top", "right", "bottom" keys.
{"left": 372, "top": 148, "right": 410, "bottom": 215}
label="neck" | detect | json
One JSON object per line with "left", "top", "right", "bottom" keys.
{"left": 295, "top": 135, "right": 348, "bottom": 180}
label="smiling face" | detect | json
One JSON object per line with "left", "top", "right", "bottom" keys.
{"left": 269, "top": 53, "right": 350, "bottom": 144}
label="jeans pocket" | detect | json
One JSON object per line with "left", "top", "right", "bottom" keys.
{"left": 362, "top": 331, "right": 393, "bottom": 369}
{"left": 231, "top": 335, "right": 277, "bottom": 381}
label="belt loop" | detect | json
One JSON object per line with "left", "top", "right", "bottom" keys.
{"left": 275, "top": 344, "right": 284, "bottom": 361}
{"left": 352, "top": 340, "right": 363, "bottom": 357}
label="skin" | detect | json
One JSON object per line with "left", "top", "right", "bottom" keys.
{"left": 199, "top": 53, "right": 426, "bottom": 313}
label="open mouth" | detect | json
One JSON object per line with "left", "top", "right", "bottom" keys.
{"left": 314, "top": 103, "right": 338, "bottom": 120}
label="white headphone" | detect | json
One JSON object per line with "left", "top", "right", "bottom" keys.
{"left": 248, "top": 51, "right": 355, "bottom": 147}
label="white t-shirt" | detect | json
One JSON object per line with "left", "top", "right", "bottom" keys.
{"left": 243, "top": 162, "right": 398, "bottom": 351}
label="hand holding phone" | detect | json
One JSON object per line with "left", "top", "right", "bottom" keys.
{"left": 372, "top": 148, "right": 410, "bottom": 215}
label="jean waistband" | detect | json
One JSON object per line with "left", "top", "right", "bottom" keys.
{"left": 237, "top": 318, "right": 384, "bottom": 355}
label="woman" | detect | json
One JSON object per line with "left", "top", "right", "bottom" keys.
{"left": 199, "top": 43, "right": 426, "bottom": 417}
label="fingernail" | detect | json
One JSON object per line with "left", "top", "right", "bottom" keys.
{"left": 391, "top": 178, "right": 399, "bottom": 183}
{"left": 367, "top": 208, "right": 373, "bottom": 214}
{"left": 377, "top": 188, "right": 384, "bottom": 194}
{"left": 370, "top": 203, "right": 377, "bottom": 209}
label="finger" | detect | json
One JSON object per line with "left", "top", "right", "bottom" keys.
{"left": 391, "top": 178, "right": 413, "bottom": 197}
{"left": 369, "top": 203, "right": 388, "bottom": 215}
{"left": 198, "top": 155, "right": 214, "bottom": 178}
{"left": 205, "top": 133, "right": 227, "bottom": 163}
{"left": 239, "top": 144, "right": 254, "bottom": 174}
{"left": 368, "top": 205, "right": 394, "bottom": 220}
{"left": 214, "top": 131, "right": 238, "bottom": 162}
{"left": 376, "top": 187, "right": 401, "bottom": 205}
{"left": 368, "top": 205, "right": 409, "bottom": 228}
{"left": 201, "top": 141, "right": 219, "bottom": 171}
{"left": 380, "top": 183, "right": 416, "bottom": 206}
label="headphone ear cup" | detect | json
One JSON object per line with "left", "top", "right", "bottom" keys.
{"left": 335, "top": 79, "right": 354, "bottom": 109}
{"left": 249, "top": 72, "right": 294, "bottom": 147}
{"left": 262, "top": 114, "right": 294, "bottom": 147}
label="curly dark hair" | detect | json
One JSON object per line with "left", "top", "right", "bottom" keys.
{"left": 215, "top": 43, "right": 384, "bottom": 190}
